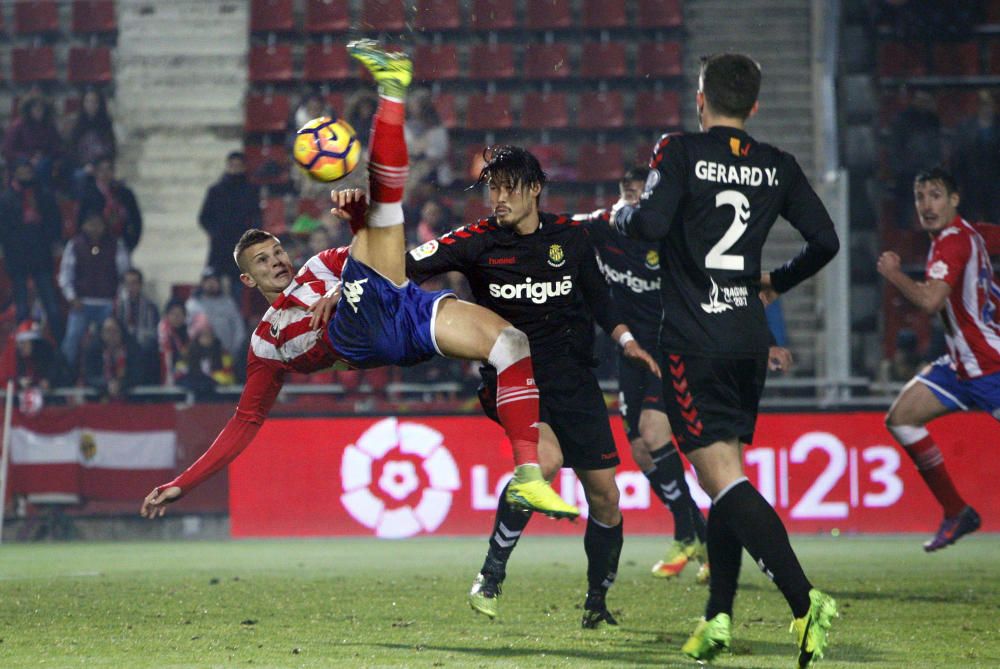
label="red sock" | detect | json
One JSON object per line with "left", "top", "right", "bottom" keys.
{"left": 495, "top": 356, "right": 540, "bottom": 466}
{"left": 367, "top": 95, "right": 407, "bottom": 205}
{"left": 906, "top": 435, "right": 966, "bottom": 517}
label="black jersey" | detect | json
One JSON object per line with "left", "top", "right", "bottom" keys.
{"left": 406, "top": 212, "right": 624, "bottom": 365}
{"left": 615, "top": 127, "right": 839, "bottom": 357}
{"left": 577, "top": 209, "right": 662, "bottom": 343}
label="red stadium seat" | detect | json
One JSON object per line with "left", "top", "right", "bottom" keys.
{"left": 244, "top": 94, "right": 290, "bottom": 133}
{"left": 361, "top": 0, "right": 407, "bottom": 32}
{"left": 67, "top": 46, "right": 113, "bottom": 85}
{"left": 260, "top": 196, "right": 289, "bottom": 234}
{"left": 414, "top": 44, "right": 460, "bottom": 81}
{"left": 468, "top": 42, "right": 515, "bottom": 80}
{"left": 14, "top": 1, "right": 59, "bottom": 35}
{"left": 12, "top": 47, "right": 57, "bottom": 84}
{"left": 878, "top": 41, "right": 926, "bottom": 78}
{"left": 524, "top": 43, "right": 571, "bottom": 80}
{"left": 580, "top": 41, "right": 627, "bottom": 79}
{"left": 525, "top": 0, "right": 573, "bottom": 31}
{"left": 465, "top": 93, "right": 513, "bottom": 130}
{"left": 932, "top": 41, "right": 980, "bottom": 76}
{"left": 635, "top": 89, "right": 681, "bottom": 129}
{"left": 582, "top": 0, "right": 626, "bottom": 29}
{"left": 72, "top": 1, "right": 117, "bottom": 34}
{"left": 304, "top": 43, "right": 352, "bottom": 82}
{"left": 433, "top": 92, "right": 458, "bottom": 128}
{"left": 470, "top": 0, "right": 516, "bottom": 31}
{"left": 540, "top": 194, "right": 569, "bottom": 214}
{"left": 521, "top": 92, "right": 568, "bottom": 129}
{"left": 245, "top": 145, "right": 291, "bottom": 186}
{"left": 415, "top": 0, "right": 462, "bottom": 31}
{"left": 577, "top": 144, "right": 624, "bottom": 182}
{"left": 250, "top": 0, "right": 294, "bottom": 33}
{"left": 637, "top": 41, "right": 682, "bottom": 78}
{"left": 636, "top": 0, "right": 683, "bottom": 28}
{"left": 526, "top": 142, "right": 568, "bottom": 171}
{"left": 936, "top": 90, "right": 979, "bottom": 126}
{"left": 248, "top": 45, "right": 294, "bottom": 84}
{"left": 989, "top": 42, "right": 1000, "bottom": 78}
{"left": 325, "top": 91, "right": 346, "bottom": 117}
{"left": 305, "top": 0, "right": 350, "bottom": 33}
{"left": 577, "top": 91, "right": 625, "bottom": 129}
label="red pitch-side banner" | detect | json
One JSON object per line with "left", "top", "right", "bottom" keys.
{"left": 229, "top": 412, "right": 1000, "bottom": 538}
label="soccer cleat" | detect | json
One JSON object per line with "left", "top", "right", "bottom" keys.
{"left": 791, "top": 588, "right": 838, "bottom": 668}
{"left": 651, "top": 538, "right": 704, "bottom": 578}
{"left": 681, "top": 612, "right": 732, "bottom": 662}
{"left": 581, "top": 591, "right": 619, "bottom": 629}
{"left": 346, "top": 39, "right": 412, "bottom": 99}
{"left": 468, "top": 572, "right": 502, "bottom": 619}
{"left": 923, "top": 505, "right": 981, "bottom": 552}
{"left": 505, "top": 464, "right": 579, "bottom": 520}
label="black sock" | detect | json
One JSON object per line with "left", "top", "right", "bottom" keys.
{"left": 715, "top": 479, "right": 812, "bottom": 618}
{"left": 584, "top": 516, "right": 623, "bottom": 597}
{"left": 481, "top": 482, "right": 532, "bottom": 579}
{"left": 704, "top": 504, "right": 742, "bottom": 619}
{"left": 645, "top": 445, "right": 696, "bottom": 541}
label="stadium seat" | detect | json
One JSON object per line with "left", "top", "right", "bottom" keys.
{"left": 932, "top": 41, "right": 980, "bottom": 76}
{"left": 250, "top": 0, "right": 294, "bottom": 33}
{"left": 525, "top": 0, "right": 573, "bottom": 31}
{"left": 244, "top": 94, "right": 290, "bottom": 133}
{"left": 465, "top": 92, "right": 513, "bottom": 130}
{"left": 635, "top": 89, "right": 681, "bottom": 129}
{"left": 577, "top": 144, "right": 624, "bottom": 182}
{"left": 582, "top": 0, "right": 627, "bottom": 29}
{"left": 469, "top": 0, "right": 517, "bottom": 31}
{"left": 521, "top": 91, "right": 568, "bottom": 129}
{"left": 540, "top": 194, "right": 570, "bottom": 214}
{"left": 361, "top": 0, "right": 407, "bottom": 32}
{"left": 260, "top": 196, "right": 289, "bottom": 234}
{"left": 526, "top": 142, "right": 568, "bottom": 171}
{"left": 304, "top": 43, "right": 352, "bottom": 82}
{"left": 248, "top": 45, "right": 294, "bottom": 84}
{"left": 431, "top": 92, "right": 457, "bottom": 128}
{"left": 636, "top": 0, "right": 683, "bottom": 28}
{"left": 414, "top": 44, "right": 460, "bottom": 81}
{"left": 415, "top": 0, "right": 462, "bottom": 31}
{"left": 936, "top": 90, "right": 979, "bottom": 126}
{"left": 524, "top": 43, "right": 571, "bottom": 80}
{"left": 245, "top": 145, "right": 291, "bottom": 186}
{"left": 11, "top": 47, "right": 57, "bottom": 84}
{"left": 580, "top": 41, "right": 627, "bottom": 79}
{"left": 988, "top": 0, "right": 1000, "bottom": 23}
{"left": 577, "top": 91, "right": 625, "bottom": 129}
{"left": 14, "top": 1, "right": 59, "bottom": 35}
{"left": 325, "top": 91, "right": 346, "bottom": 117}
{"left": 461, "top": 195, "right": 492, "bottom": 223}
{"left": 877, "top": 41, "right": 926, "bottom": 78}
{"left": 637, "top": 41, "right": 682, "bottom": 78}
{"left": 989, "top": 42, "right": 1000, "bottom": 78}
{"left": 575, "top": 193, "right": 610, "bottom": 215}
{"left": 468, "top": 42, "right": 515, "bottom": 80}
{"left": 305, "top": 0, "right": 350, "bottom": 33}
{"left": 67, "top": 46, "right": 113, "bottom": 85}
{"left": 72, "top": 0, "right": 117, "bottom": 34}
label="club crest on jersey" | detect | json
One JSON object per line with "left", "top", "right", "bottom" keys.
{"left": 547, "top": 244, "right": 566, "bottom": 268}
{"left": 928, "top": 260, "right": 949, "bottom": 280}
{"left": 409, "top": 239, "right": 439, "bottom": 261}
{"left": 644, "top": 250, "right": 660, "bottom": 270}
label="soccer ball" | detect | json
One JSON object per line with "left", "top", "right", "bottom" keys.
{"left": 292, "top": 116, "right": 362, "bottom": 183}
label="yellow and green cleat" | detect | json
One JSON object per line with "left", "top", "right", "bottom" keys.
{"left": 346, "top": 38, "right": 412, "bottom": 99}
{"left": 681, "top": 612, "right": 732, "bottom": 662}
{"left": 651, "top": 538, "right": 706, "bottom": 579}
{"left": 468, "top": 572, "right": 501, "bottom": 619}
{"left": 505, "top": 464, "right": 579, "bottom": 519}
{"left": 791, "top": 589, "right": 838, "bottom": 668}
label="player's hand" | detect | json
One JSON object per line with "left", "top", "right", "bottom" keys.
{"left": 308, "top": 286, "right": 341, "bottom": 330}
{"left": 877, "top": 251, "right": 902, "bottom": 278}
{"left": 331, "top": 188, "right": 368, "bottom": 228}
{"left": 624, "top": 340, "right": 662, "bottom": 378}
{"left": 768, "top": 346, "right": 793, "bottom": 373}
{"left": 759, "top": 272, "right": 779, "bottom": 306}
{"left": 140, "top": 485, "right": 181, "bottom": 519}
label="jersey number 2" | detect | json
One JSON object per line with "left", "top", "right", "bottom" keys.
{"left": 706, "top": 190, "right": 750, "bottom": 271}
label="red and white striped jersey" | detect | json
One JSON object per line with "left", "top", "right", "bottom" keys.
{"left": 926, "top": 217, "right": 1000, "bottom": 378}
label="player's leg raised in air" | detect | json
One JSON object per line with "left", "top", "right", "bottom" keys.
{"left": 339, "top": 39, "right": 576, "bottom": 521}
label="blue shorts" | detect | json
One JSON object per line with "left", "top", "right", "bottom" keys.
{"left": 918, "top": 356, "right": 1000, "bottom": 417}
{"left": 327, "top": 256, "right": 455, "bottom": 368}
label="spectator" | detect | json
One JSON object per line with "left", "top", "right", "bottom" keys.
{"left": 0, "top": 159, "right": 64, "bottom": 337}
{"left": 185, "top": 267, "right": 246, "bottom": 359}
{"left": 180, "top": 313, "right": 236, "bottom": 399}
{"left": 158, "top": 298, "right": 190, "bottom": 386}
{"left": 0, "top": 320, "right": 65, "bottom": 391}
{"left": 68, "top": 89, "right": 116, "bottom": 173}
{"left": 77, "top": 155, "right": 143, "bottom": 252}
{"left": 951, "top": 89, "right": 1000, "bottom": 223}
{"left": 291, "top": 92, "right": 333, "bottom": 132}
{"left": 59, "top": 208, "right": 130, "bottom": 373}
{"left": 878, "top": 328, "right": 923, "bottom": 384}
{"left": 889, "top": 90, "right": 943, "bottom": 228}
{"left": 83, "top": 316, "right": 142, "bottom": 401}
{"left": 114, "top": 268, "right": 160, "bottom": 384}
{"left": 414, "top": 198, "right": 454, "bottom": 244}
{"left": 344, "top": 89, "right": 378, "bottom": 147}
{"left": 198, "top": 151, "right": 261, "bottom": 297}
{"left": 405, "top": 89, "right": 452, "bottom": 203}
{"left": 2, "top": 95, "right": 63, "bottom": 185}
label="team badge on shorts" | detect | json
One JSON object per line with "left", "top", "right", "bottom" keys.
{"left": 645, "top": 250, "right": 660, "bottom": 270}
{"left": 548, "top": 244, "right": 565, "bottom": 268}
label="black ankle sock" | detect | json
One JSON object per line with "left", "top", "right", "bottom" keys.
{"left": 481, "top": 482, "right": 532, "bottom": 579}
{"left": 645, "top": 445, "right": 697, "bottom": 541}
{"left": 584, "top": 516, "right": 623, "bottom": 594}
{"left": 715, "top": 480, "right": 812, "bottom": 618}
{"left": 704, "top": 504, "right": 742, "bottom": 619}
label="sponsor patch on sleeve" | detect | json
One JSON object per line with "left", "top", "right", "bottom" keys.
{"left": 409, "top": 239, "right": 439, "bottom": 261}
{"left": 928, "top": 259, "right": 949, "bottom": 281}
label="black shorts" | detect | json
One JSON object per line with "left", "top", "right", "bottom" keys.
{"left": 479, "top": 359, "right": 620, "bottom": 470}
{"left": 617, "top": 350, "right": 666, "bottom": 442}
{"left": 662, "top": 352, "right": 768, "bottom": 453}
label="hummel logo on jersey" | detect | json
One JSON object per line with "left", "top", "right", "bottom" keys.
{"left": 270, "top": 323, "right": 280, "bottom": 337}
{"left": 488, "top": 256, "right": 517, "bottom": 265}
{"left": 489, "top": 276, "right": 573, "bottom": 304}
{"left": 343, "top": 278, "right": 369, "bottom": 313}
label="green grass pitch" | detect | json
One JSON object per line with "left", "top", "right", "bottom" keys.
{"left": 0, "top": 535, "right": 997, "bottom": 668}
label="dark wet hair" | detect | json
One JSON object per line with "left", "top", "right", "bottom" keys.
{"left": 699, "top": 53, "right": 762, "bottom": 119}
{"left": 475, "top": 145, "right": 547, "bottom": 196}
{"left": 914, "top": 166, "right": 959, "bottom": 195}
{"left": 621, "top": 166, "right": 650, "bottom": 185}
